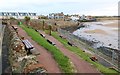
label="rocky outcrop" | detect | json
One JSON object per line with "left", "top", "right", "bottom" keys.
{"left": 3, "top": 24, "right": 46, "bottom": 73}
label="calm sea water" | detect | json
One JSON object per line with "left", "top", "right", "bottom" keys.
{"left": 73, "top": 20, "right": 118, "bottom": 50}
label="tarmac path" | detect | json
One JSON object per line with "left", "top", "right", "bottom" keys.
{"left": 17, "top": 26, "right": 61, "bottom": 73}
{"left": 38, "top": 30, "right": 101, "bottom": 73}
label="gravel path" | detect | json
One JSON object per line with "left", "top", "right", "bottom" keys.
{"left": 39, "top": 30, "right": 101, "bottom": 73}
{"left": 17, "top": 26, "right": 61, "bottom": 73}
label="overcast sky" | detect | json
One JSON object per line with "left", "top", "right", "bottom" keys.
{"left": 0, "top": 0, "right": 119, "bottom": 16}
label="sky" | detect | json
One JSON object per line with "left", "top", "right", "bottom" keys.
{"left": 0, "top": 0, "right": 119, "bottom": 16}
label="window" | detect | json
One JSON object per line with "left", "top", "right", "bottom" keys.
{"left": 3, "top": 13, "right": 7, "bottom": 16}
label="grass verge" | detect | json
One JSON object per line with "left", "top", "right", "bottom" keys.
{"left": 20, "top": 25, "right": 74, "bottom": 73}
{"left": 51, "top": 31, "right": 119, "bottom": 75}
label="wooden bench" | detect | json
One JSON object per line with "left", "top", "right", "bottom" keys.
{"left": 68, "top": 42, "right": 73, "bottom": 46}
{"left": 22, "top": 39, "right": 40, "bottom": 55}
{"left": 12, "top": 25, "right": 18, "bottom": 31}
{"left": 59, "top": 35, "right": 66, "bottom": 39}
{"left": 35, "top": 29, "right": 39, "bottom": 32}
{"left": 90, "top": 56, "right": 98, "bottom": 62}
{"left": 47, "top": 39, "right": 56, "bottom": 46}
{"left": 22, "top": 39, "right": 34, "bottom": 50}
{"left": 40, "top": 33, "right": 45, "bottom": 38}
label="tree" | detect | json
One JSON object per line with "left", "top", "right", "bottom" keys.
{"left": 24, "top": 16, "right": 30, "bottom": 26}
{"left": 10, "top": 17, "right": 16, "bottom": 24}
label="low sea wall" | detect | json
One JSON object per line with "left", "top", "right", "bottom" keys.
{"left": 58, "top": 28, "right": 120, "bottom": 71}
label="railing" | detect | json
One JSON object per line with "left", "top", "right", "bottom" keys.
{"left": 58, "top": 28, "right": 120, "bottom": 71}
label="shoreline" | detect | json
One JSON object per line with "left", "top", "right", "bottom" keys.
{"left": 62, "top": 20, "right": 118, "bottom": 50}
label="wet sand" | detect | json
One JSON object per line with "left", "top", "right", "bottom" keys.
{"left": 84, "top": 20, "right": 118, "bottom": 35}
{"left": 84, "top": 29, "right": 108, "bottom": 35}
{"left": 104, "top": 22, "right": 118, "bottom": 28}
{"left": 73, "top": 20, "right": 118, "bottom": 50}
{"left": 112, "top": 29, "right": 119, "bottom": 32}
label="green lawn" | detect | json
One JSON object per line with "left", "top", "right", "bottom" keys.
{"left": 51, "top": 31, "right": 119, "bottom": 75}
{"left": 20, "top": 25, "right": 74, "bottom": 73}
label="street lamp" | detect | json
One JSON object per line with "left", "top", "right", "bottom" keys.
{"left": 48, "top": 22, "right": 52, "bottom": 35}
{"left": 42, "top": 20, "right": 45, "bottom": 30}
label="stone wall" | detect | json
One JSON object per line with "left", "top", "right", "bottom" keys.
{"left": 3, "top": 24, "right": 46, "bottom": 74}
{"left": 0, "top": 20, "right": 2, "bottom": 75}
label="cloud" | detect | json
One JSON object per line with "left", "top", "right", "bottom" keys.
{"left": 0, "top": 0, "right": 119, "bottom": 16}
{"left": 85, "top": 3, "right": 118, "bottom": 16}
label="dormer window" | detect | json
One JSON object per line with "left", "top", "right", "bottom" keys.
{"left": 0, "top": 13, "right": 2, "bottom": 16}
{"left": 9, "top": 13, "right": 12, "bottom": 16}
{"left": 29, "top": 13, "right": 36, "bottom": 16}
{"left": 3, "top": 13, "right": 7, "bottom": 16}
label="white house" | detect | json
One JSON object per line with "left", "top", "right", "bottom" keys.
{"left": 28, "top": 13, "right": 37, "bottom": 19}
{"left": 70, "top": 16, "right": 79, "bottom": 21}
{"left": 80, "top": 15, "right": 86, "bottom": 20}
{"left": 49, "top": 12, "right": 64, "bottom": 19}
{"left": 0, "top": 12, "right": 37, "bottom": 19}
{"left": 18, "top": 12, "right": 28, "bottom": 19}
{"left": 70, "top": 15, "right": 80, "bottom": 21}
{"left": 0, "top": 12, "right": 2, "bottom": 19}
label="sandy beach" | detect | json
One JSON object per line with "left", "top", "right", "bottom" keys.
{"left": 84, "top": 21, "right": 118, "bottom": 35}
{"left": 73, "top": 20, "right": 118, "bottom": 50}
{"left": 104, "top": 22, "right": 118, "bottom": 28}
{"left": 84, "top": 29, "right": 108, "bottom": 35}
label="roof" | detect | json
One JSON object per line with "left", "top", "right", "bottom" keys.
{"left": 1, "top": 12, "right": 37, "bottom": 16}
{"left": 29, "top": 13, "right": 36, "bottom": 16}
{"left": 49, "top": 12, "right": 64, "bottom": 16}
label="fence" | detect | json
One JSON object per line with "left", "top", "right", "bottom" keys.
{"left": 58, "top": 28, "right": 120, "bottom": 71}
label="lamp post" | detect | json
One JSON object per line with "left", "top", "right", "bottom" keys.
{"left": 42, "top": 20, "right": 45, "bottom": 31}
{"left": 48, "top": 22, "right": 52, "bottom": 35}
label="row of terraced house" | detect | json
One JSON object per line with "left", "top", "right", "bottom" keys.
{"left": 0, "top": 12, "right": 38, "bottom": 19}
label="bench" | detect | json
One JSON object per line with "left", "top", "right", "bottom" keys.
{"left": 40, "top": 33, "right": 45, "bottom": 38}
{"left": 90, "top": 56, "right": 98, "bottom": 62}
{"left": 12, "top": 25, "right": 18, "bottom": 31}
{"left": 59, "top": 35, "right": 66, "bottom": 39}
{"left": 22, "top": 39, "right": 40, "bottom": 55}
{"left": 22, "top": 39, "right": 34, "bottom": 50}
{"left": 47, "top": 39, "right": 56, "bottom": 46}
{"left": 35, "top": 29, "right": 39, "bottom": 32}
{"left": 68, "top": 42, "right": 73, "bottom": 46}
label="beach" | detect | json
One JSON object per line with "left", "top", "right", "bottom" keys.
{"left": 84, "top": 29, "right": 108, "bottom": 35}
{"left": 73, "top": 20, "right": 118, "bottom": 50}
